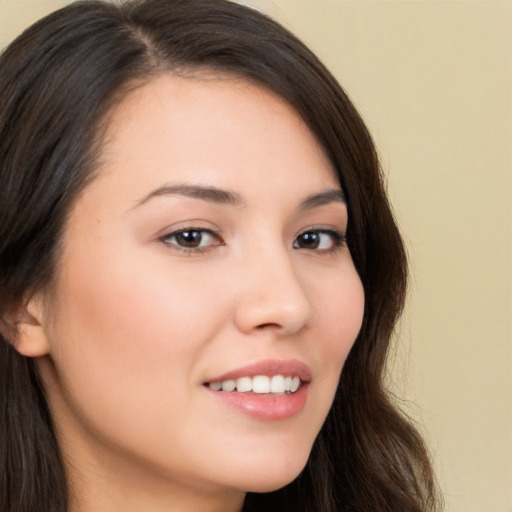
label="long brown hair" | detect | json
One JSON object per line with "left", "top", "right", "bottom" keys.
{"left": 0, "top": 1, "right": 441, "bottom": 510}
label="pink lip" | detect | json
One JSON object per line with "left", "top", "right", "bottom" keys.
{"left": 204, "top": 359, "right": 312, "bottom": 384}
{"left": 205, "top": 385, "right": 309, "bottom": 421}
{"left": 203, "top": 359, "right": 311, "bottom": 421}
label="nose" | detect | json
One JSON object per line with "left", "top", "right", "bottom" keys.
{"left": 232, "top": 245, "right": 315, "bottom": 337}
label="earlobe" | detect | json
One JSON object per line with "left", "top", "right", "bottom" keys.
{"left": 2, "top": 294, "right": 51, "bottom": 358}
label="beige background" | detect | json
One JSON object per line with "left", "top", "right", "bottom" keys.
{"left": 1, "top": 1, "right": 511, "bottom": 511}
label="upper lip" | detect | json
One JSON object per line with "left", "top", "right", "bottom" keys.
{"left": 204, "top": 359, "right": 312, "bottom": 384}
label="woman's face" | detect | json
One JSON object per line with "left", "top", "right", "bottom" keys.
{"left": 35, "top": 75, "right": 364, "bottom": 508}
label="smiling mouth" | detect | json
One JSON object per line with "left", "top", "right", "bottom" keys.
{"left": 205, "top": 375, "right": 302, "bottom": 394}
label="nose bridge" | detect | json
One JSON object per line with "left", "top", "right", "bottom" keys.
{"left": 233, "top": 235, "right": 315, "bottom": 335}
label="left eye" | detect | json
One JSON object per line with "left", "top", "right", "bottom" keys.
{"left": 293, "top": 230, "right": 345, "bottom": 251}
{"left": 160, "top": 229, "right": 220, "bottom": 249}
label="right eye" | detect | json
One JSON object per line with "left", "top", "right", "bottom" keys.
{"left": 159, "top": 228, "right": 222, "bottom": 253}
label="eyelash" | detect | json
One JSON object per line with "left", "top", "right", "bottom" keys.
{"left": 158, "top": 227, "right": 347, "bottom": 254}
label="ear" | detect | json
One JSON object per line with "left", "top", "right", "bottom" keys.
{"left": 1, "top": 294, "right": 51, "bottom": 358}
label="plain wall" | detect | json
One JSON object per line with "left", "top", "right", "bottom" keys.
{"left": 1, "top": 1, "right": 511, "bottom": 511}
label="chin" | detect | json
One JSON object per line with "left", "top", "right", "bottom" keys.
{"left": 227, "top": 451, "right": 310, "bottom": 494}
{"left": 242, "top": 474, "right": 301, "bottom": 494}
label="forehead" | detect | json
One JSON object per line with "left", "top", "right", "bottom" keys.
{"left": 87, "top": 73, "right": 340, "bottom": 208}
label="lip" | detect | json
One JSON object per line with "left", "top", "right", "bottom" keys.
{"left": 204, "top": 358, "right": 312, "bottom": 384}
{"left": 205, "top": 384, "right": 309, "bottom": 421}
{"left": 203, "top": 359, "right": 311, "bottom": 421}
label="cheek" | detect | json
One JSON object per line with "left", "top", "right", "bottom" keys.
{"left": 58, "top": 240, "right": 224, "bottom": 351}
{"left": 46, "top": 243, "right": 229, "bottom": 424}
{"left": 313, "top": 262, "right": 364, "bottom": 345}
{"left": 329, "top": 273, "right": 364, "bottom": 358}
{"left": 308, "top": 265, "right": 364, "bottom": 393}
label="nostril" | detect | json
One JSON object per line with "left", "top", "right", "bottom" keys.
{"left": 255, "top": 323, "right": 280, "bottom": 330}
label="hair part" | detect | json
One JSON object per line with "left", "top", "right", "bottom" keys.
{"left": 0, "top": 1, "right": 442, "bottom": 511}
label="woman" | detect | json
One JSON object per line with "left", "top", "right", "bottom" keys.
{"left": 0, "top": 1, "right": 441, "bottom": 511}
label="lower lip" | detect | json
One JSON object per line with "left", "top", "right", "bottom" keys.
{"left": 205, "top": 384, "right": 309, "bottom": 421}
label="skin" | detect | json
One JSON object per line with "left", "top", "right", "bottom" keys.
{"left": 20, "top": 74, "right": 365, "bottom": 512}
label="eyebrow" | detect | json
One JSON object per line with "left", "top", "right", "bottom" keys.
{"left": 130, "top": 183, "right": 345, "bottom": 211}
{"left": 132, "top": 183, "right": 244, "bottom": 209}
{"left": 298, "top": 189, "right": 346, "bottom": 211}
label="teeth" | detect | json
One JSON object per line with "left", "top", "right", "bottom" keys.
{"left": 208, "top": 375, "right": 302, "bottom": 394}
{"left": 236, "top": 376, "right": 252, "bottom": 393}
{"left": 209, "top": 381, "right": 222, "bottom": 391}
{"left": 270, "top": 375, "right": 285, "bottom": 393}
{"left": 252, "top": 375, "right": 270, "bottom": 393}
{"left": 221, "top": 379, "right": 236, "bottom": 392}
